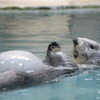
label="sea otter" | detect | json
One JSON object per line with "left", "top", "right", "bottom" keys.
{"left": 0, "top": 42, "right": 78, "bottom": 90}
{"left": 73, "top": 37, "right": 100, "bottom": 69}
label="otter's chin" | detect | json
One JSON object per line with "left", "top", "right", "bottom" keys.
{"left": 74, "top": 55, "right": 86, "bottom": 64}
{"left": 73, "top": 50, "right": 79, "bottom": 58}
{"left": 73, "top": 48, "right": 79, "bottom": 58}
{"left": 73, "top": 48, "right": 86, "bottom": 64}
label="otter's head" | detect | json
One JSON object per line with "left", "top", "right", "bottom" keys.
{"left": 73, "top": 37, "right": 100, "bottom": 65}
{"left": 47, "top": 42, "right": 61, "bottom": 55}
{"left": 44, "top": 42, "right": 66, "bottom": 67}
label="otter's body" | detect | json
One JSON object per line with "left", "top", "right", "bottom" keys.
{"left": 0, "top": 67, "right": 78, "bottom": 90}
{"left": 0, "top": 42, "right": 78, "bottom": 91}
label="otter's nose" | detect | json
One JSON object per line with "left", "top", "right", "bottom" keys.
{"left": 73, "top": 38, "right": 78, "bottom": 45}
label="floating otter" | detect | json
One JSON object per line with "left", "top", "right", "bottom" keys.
{"left": 73, "top": 37, "right": 100, "bottom": 69}
{"left": 0, "top": 42, "right": 78, "bottom": 91}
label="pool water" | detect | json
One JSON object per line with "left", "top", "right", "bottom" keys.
{"left": 0, "top": 8, "right": 100, "bottom": 100}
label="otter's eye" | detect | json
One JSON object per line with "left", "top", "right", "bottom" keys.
{"left": 50, "top": 46, "right": 56, "bottom": 49}
{"left": 89, "top": 45, "right": 94, "bottom": 49}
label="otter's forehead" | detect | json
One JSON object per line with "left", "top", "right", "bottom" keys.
{"left": 78, "top": 37, "right": 100, "bottom": 46}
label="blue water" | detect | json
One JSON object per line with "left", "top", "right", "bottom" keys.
{"left": 0, "top": 8, "right": 100, "bottom": 100}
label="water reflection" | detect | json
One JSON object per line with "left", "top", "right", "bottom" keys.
{"left": 0, "top": 10, "right": 100, "bottom": 59}
{"left": 0, "top": 12, "right": 72, "bottom": 59}
{"left": 70, "top": 12, "right": 100, "bottom": 41}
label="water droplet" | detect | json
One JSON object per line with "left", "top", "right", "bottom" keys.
{"left": 19, "top": 63, "right": 23, "bottom": 66}
{"left": 1, "top": 61, "right": 5, "bottom": 64}
{"left": 97, "top": 97, "right": 100, "bottom": 99}
{"left": 11, "top": 61, "right": 14, "bottom": 64}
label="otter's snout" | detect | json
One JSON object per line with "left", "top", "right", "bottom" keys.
{"left": 73, "top": 38, "right": 78, "bottom": 45}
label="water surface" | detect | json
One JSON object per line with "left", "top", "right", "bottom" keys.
{"left": 0, "top": 9, "right": 100, "bottom": 100}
